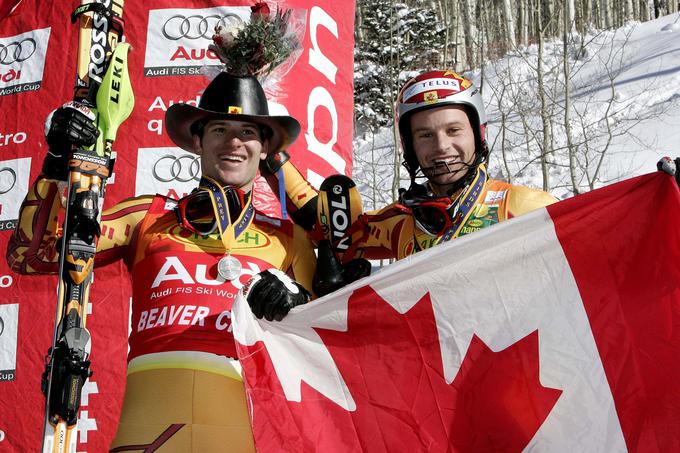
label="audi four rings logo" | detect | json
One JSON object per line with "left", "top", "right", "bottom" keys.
{"left": 153, "top": 155, "right": 201, "bottom": 182}
{"left": 0, "top": 168, "right": 17, "bottom": 194}
{"left": 0, "top": 38, "right": 36, "bottom": 65}
{"left": 162, "top": 14, "right": 243, "bottom": 40}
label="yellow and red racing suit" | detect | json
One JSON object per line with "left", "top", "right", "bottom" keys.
{"left": 273, "top": 160, "right": 558, "bottom": 261}
{"left": 345, "top": 174, "right": 558, "bottom": 260}
{"left": 7, "top": 177, "right": 316, "bottom": 452}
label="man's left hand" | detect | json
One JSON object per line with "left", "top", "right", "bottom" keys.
{"left": 657, "top": 157, "right": 680, "bottom": 187}
{"left": 243, "top": 269, "right": 311, "bottom": 321}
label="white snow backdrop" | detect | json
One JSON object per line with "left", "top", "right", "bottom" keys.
{"left": 352, "top": 13, "right": 680, "bottom": 205}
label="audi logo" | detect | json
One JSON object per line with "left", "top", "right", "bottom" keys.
{"left": 0, "top": 38, "right": 36, "bottom": 65}
{"left": 0, "top": 168, "right": 17, "bottom": 195}
{"left": 162, "top": 14, "right": 243, "bottom": 40}
{"left": 153, "top": 155, "right": 201, "bottom": 182}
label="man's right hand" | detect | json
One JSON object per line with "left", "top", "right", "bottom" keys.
{"left": 42, "top": 101, "right": 99, "bottom": 181}
{"left": 244, "top": 269, "right": 311, "bottom": 321}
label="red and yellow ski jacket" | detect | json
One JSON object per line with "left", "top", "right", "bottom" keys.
{"left": 345, "top": 176, "right": 558, "bottom": 260}
{"left": 7, "top": 177, "right": 316, "bottom": 372}
{"left": 274, "top": 160, "right": 557, "bottom": 261}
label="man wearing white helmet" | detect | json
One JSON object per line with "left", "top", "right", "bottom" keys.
{"left": 263, "top": 69, "right": 557, "bottom": 265}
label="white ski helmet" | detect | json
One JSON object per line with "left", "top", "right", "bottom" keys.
{"left": 396, "top": 69, "right": 489, "bottom": 181}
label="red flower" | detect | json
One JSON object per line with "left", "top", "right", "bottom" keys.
{"left": 251, "top": 2, "right": 270, "bottom": 19}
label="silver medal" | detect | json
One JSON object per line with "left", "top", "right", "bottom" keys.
{"left": 218, "top": 254, "right": 242, "bottom": 281}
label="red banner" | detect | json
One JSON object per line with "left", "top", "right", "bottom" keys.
{"left": 232, "top": 173, "right": 680, "bottom": 452}
{"left": 0, "top": 1, "right": 354, "bottom": 450}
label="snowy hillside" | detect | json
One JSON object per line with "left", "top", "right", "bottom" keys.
{"left": 353, "top": 13, "right": 680, "bottom": 206}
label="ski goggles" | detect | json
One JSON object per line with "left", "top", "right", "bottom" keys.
{"left": 174, "top": 187, "right": 246, "bottom": 236}
{"left": 400, "top": 190, "right": 456, "bottom": 236}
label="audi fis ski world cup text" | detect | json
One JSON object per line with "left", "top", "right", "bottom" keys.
{"left": 144, "top": 7, "right": 250, "bottom": 77}
{"left": 151, "top": 256, "right": 263, "bottom": 290}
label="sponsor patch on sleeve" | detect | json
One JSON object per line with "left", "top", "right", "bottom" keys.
{"left": 484, "top": 190, "right": 507, "bottom": 205}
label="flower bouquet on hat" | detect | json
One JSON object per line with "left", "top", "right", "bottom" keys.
{"left": 209, "top": 2, "right": 305, "bottom": 89}
{"left": 165, "top": 2, "right": 306, "bottom": 155}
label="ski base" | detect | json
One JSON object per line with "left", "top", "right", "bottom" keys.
{"left": 42, "top": 419, "right": 77, "bottom": 453}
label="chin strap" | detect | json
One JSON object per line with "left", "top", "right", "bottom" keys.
{"left": 410, "top": 140, "right": 489, "bottom": 195}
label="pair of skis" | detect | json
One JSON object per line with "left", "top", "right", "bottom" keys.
{"left": 41, "top": 1, "right": 134, "bottom": 451}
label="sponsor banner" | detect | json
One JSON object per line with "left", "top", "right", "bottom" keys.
{"left": 144, "top": 7, "right": 250, "bottom": 77}
{"left": 0, "top": 28, "right": 50, "bottom": 96}
{"left": 0, "top": 303, "right": 19, "bottom": 382}
{"left": 0, "top": 0, "right": 355, "bottom": 450}
{"left": 288, "top": 3, "right": 355, "bottom": 182}
{"left": 0, "top": 157, "right": 31, "bottom": 230}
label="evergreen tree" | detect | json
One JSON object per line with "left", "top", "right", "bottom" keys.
{"left": 354, "top": 1, "right": 446, "bottom": 135}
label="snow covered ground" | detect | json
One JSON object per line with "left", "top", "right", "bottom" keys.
{"left": 353, "top": 13, "right": 680, "bottom": 204}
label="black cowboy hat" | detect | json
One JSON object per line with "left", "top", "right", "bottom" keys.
{"left": 165, "top": 72, "right": 301, "bottom": 154}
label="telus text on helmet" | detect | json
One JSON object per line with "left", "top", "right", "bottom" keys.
{"left": 403, "top": 78, "right": 461, "bottom": 102}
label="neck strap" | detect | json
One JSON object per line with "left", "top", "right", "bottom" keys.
{"left": 198, "top": 176, "right": 255, "bottom": 253}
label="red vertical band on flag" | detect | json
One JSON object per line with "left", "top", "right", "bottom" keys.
{"left": 549, "top": 173, "right": 680, "bottom": 452}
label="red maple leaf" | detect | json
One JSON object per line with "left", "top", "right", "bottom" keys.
{"left": 450, "top": 332, "right": 562, "bottom": 452}
{"left": 237, "top": 286, "right": 562, "bottom": 452}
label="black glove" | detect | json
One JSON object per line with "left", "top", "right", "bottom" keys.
{"left": 260, "top": 150, "right": 290, "bottom": 175}
{"left": 313, "top": 240, "right": 371, "bottom": 297}
{"left": 657, "top": 157, "right": 680, "bottom": 187}
{"left": 42, "top": 102, "right": 99, "bottom": 180}
{"left": 244, "top": 269, "right": 311, "bottom": 321}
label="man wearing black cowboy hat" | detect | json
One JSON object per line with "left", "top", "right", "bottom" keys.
{"left": 8, "top": 71, "right": 317, "bottom": 451}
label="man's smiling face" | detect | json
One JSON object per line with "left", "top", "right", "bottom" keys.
{"left": 193, "top": 119, "right": 268, "bottom": 191}
{"left": 411, "top": 105, "right": 476, "bottom": 194}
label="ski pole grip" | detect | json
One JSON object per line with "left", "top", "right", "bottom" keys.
{"left": 312, "top": 240, "right": 347, "bottom": 297}
{"left": 261, "top": 150, "right": 290, "bottom": 175}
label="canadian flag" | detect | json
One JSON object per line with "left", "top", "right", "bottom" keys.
{"left": 232, "top": 173, "right": 680, "bottom": 453}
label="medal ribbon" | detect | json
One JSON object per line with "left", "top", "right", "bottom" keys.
{"left": 436, "top": 164, "right": 487, "bottom": 244}
{"left": 199, "top": 176, "right": 255, "bottom": 254}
